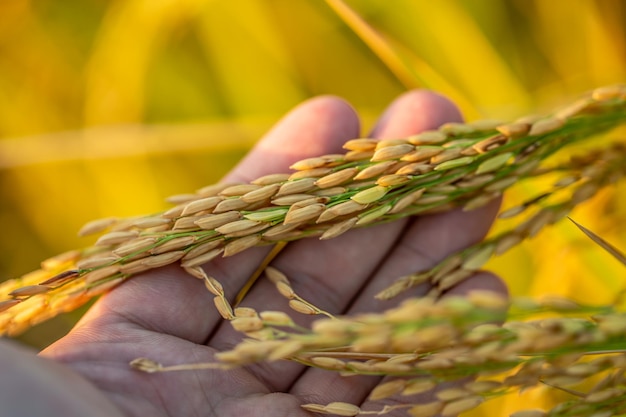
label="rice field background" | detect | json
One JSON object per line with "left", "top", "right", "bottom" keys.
{"left": 1, "top": 0, "right": 625, "bottom": 414}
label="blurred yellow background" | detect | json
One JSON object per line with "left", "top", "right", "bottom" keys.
{"left": 1, "top": 0, "right": 625, "bottom": 414}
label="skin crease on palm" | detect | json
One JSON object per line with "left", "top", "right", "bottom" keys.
{"left": 0, "top": 91, "right": 507, "bottom": 417}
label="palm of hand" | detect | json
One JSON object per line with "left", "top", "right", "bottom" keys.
{"left": 37, "top": 91, "right": 505, "bottom": 417}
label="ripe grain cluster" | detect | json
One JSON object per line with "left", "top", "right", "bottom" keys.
{"left": 1, "top": 85, "right": 626, "bottom": 416}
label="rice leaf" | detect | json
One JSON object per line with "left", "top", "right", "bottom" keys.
{"left": 569, "top": 217, "right": 626, "bottom": 267}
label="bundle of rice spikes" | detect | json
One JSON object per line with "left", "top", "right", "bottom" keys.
{"left": 133, "top": 289, "right": 626, "bottom": 417}
{"left": 1, "top": 85, "right": 626, "bottom": 416}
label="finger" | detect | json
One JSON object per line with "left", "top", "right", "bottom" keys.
{"left": 55, "top": 96, "right": 360, "bottom": 345}
{"left": 1, "top": 339, "right": 125, "bottom": 417}
{"left": 224, "top": 96, "right": 359, "bottom": 183}
{"left": 209, "top": 90, "right": 465, "bottom": 391}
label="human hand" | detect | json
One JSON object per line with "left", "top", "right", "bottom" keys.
{"left": 7, "top": 91, "right": 506, "bottom": 417}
